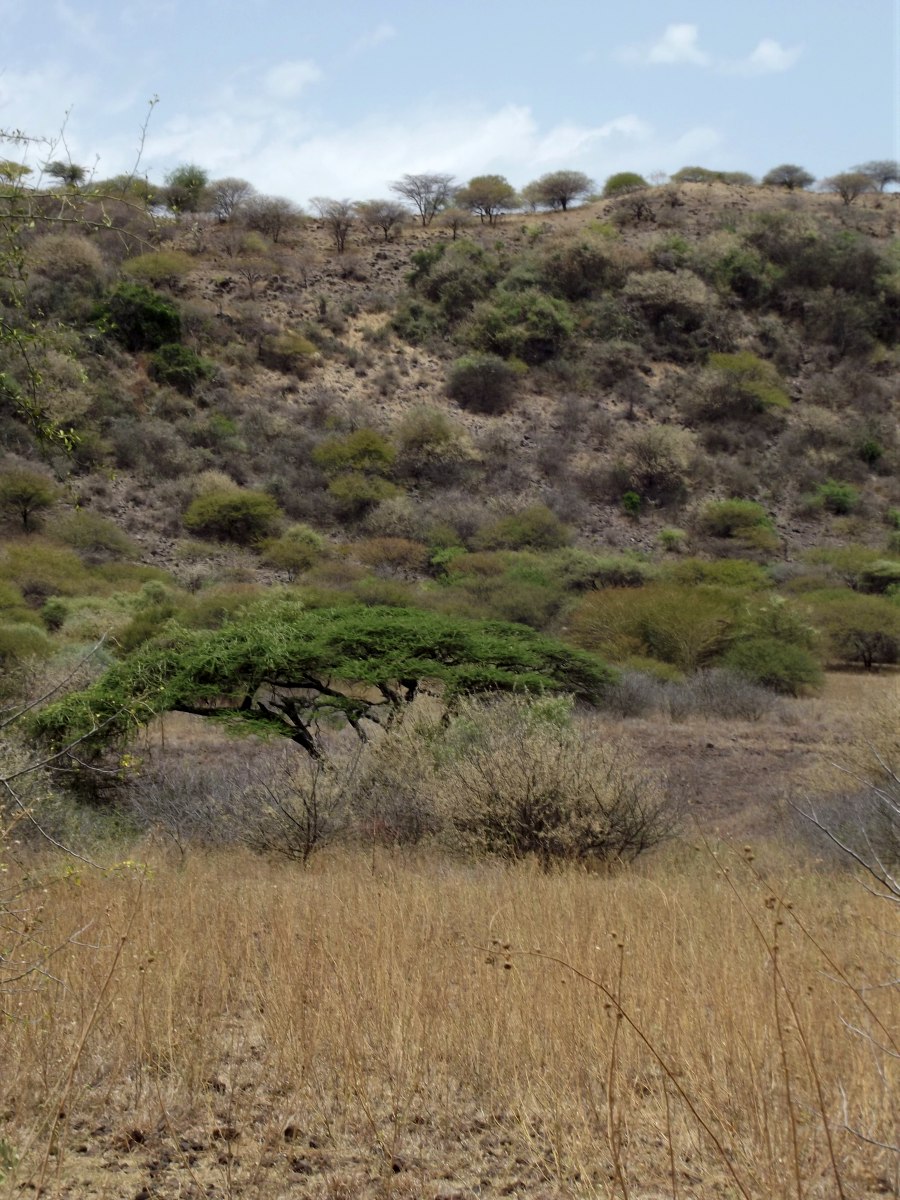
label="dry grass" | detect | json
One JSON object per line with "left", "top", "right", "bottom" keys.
{"left": 1, "top": 842, "right": 896, "bottom": 1199}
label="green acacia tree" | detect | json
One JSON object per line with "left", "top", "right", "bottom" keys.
{"left": 33, "top": 603, "right": 616, "bottom": 760}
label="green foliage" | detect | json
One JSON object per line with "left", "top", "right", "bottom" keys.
{"left": 149, "top": 342, "right": 215, "bottom": 394}
{"left": 122, "top": 250, "right": 195, "bottom": 287}
{"left": 34, "top": 604, "right": 616, "bottom": 760}
{"left": 665, "top": 558, "right": 770, "bottom": 590}
{"left": 810, "top": 592, "right": 900, "bottom": 669}
{"left": 455, "top": 175, "right": 518, "bottom": 224}
{"left": 96, "top": 282, "right": 181, "bottom": 351}
{"left": 619, "top": 424, "right": 697, "bottom": 507}
{"left": 812, "top": 479, "right": 860, "bottom": 515}
{"left": 571, "top": 583, "right": 742, "bottom": 673}
{"left": 699, "top": 499, "right": 775, "bottom": 544}
{"left": 473, "top": 505, "right": 571, "bottom": 552}
{"left": 165, "top": 163, "right": 209, "bottom": 213}
{"left": 538, "top": 237, "right": 621, "bottom": 301}
{"left": 465, "top": 289, "right": 574, "bottom": 363}
{"left": 446, "top": 353, "right": 521, "bottom": 414}
{"left": 621, "top": 491, "right": 642, "bottom": 517}
{"left": 0, "top": 469, "right": 59, "bottom": 530}
{"left": 327, "top": 472, "right": 401, "bottom": 517}
{"left": 313, "top": 428, "right": 396, "bottom": 476}
{"left": 54, "top": 511, "right": 137, "bottom": 561}
{"left": 762, "top": 164, "right": 814, "bottom": 191}
{"left": 523, "top": 170, "right": 594, "bottom": 211}
{"left": 259, "top": 330, "right": 319, "bottom": 374}
{"left": 723, "top": 637, "right": 821, "bottom": 695}
{"left": 697, "top": 351, "right": 790, "bottom": 420}
{"left": 603, "top": 172, "right": 648, "bottom": 197}
{"left": 394, "top": 407, "right": 470, "bottom": 482}
{"left": 183, "top": 487, "right": 282, "bottom": 544}
{"left": 0, "top": 621, "right": 52, "bottom": 668}
{"left": 260, "top": 524, "right": 324, "bottom": 580}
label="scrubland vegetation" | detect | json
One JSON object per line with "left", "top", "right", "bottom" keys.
{"left": 1, "top": 147, "right": 899, "bottom": 1195}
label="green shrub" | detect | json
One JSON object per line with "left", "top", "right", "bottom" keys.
{"left": 465, "top": 290, "right": 574, "bottom": 363}
{"left": 259, "top": 331, "right": 320, "bottom": 375}
{"left": 699, "top": 499, "right": 775, "bottom": 539}
{"left": 692, "top": 351, "right": 790, "bottom": 421}
{"left": 603, "top": 172, "right": 648, "bottom": 197}
{"left": 446, "top": 354, "right": 521, "bottom": 414}
{"left": 96, "top": 282, "right": 181, "bottom": 351}
{"left": 149, "top": 343, "right": 216, "bottom": 394}
{"left": 538, "top": 238, "right": 621, "bottom": 300}
{"left": 0, "top": 621, "right": 52, "bottom": 667}
{"left": 473, "top": 505, "right": 571, "bottom": 551}
{"left": 811, "top": 593, "right": 900, "bottom": 670}
{"left": 260, "top": 524, "right": 324, "bottom": 580}
{"left": 122, "top": 250, "right": 195, "bottom": 287}
{"left": 814, "top": 480, "right": 860, "bottom": 515}
{"left": 723, "top": 637, "right": 822, "bottom": 695}
{"left": 658, "top": 527, "right": 687, "bottom": 553}
{"left": 54, "top": 511, "right": 137, "bottom": 561}
{"left": 313, "top": 429, "right": 396, "bottom": 476}
{"left": 665, "top": 558, "right": 770, "bottom": 589}
{"left": 327, "top": 473, "right": 401, "bottom": 517}
{"left": 183, "top": 487, "right": 282, "bottom": 544}
{"left": 0, "top": 469, "right": 59, "bottom": 531}
{"left": 619, "top": 424, "right": 697, "bottom": 507}
{"left": 621, "top": 491, "right": 642, "bottom": 517}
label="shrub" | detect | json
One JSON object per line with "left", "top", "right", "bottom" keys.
{"left": 436, "top": 694, "right": 676, "bottom": 868}
{"left": 473, "top": 505, "right": 571, "bottom": 551}
{"left": 149, "top": 343, "right": 216, "bottom": 394}
{"left": 394, "top": 407, "right": 471, "bottom": 483}
{"left": 183, "top": 487, "right": 282, "bottom": 544}
{"left": 811, "top": 593, "right": 900, "bottom": 670}
{"left": 327, "top": 473, "right": 401, "bottom": 518}
{"left": 722, "top": 637, "right": 822, "bottom": 695}
{"left": 96, "top": 282, "right": 181, "bottom": 350}
{"left": 0, "top": 469, "right": 59, "bottom": 530}
{"left": 465, "top": 290, "right": 574, "bottom": 363}
{"left": 312, "top": 428, "right": 396, "bottom": 476}
{"left": 691, "top": 351, "right": 790, "bottom": 421}
{"left": 260, "top": 524, "right": 324, "bottom": 580}
{"left": 623, "top": 269, "right": 712, "bottom": 332}
{"left": 54, "top": 511, "right": 136, "bottom": 561}
{"left": 0, "top": 621, "right": 52, "bottom": 669}
{"left": 603, "top": 172, "right": 648, "bottom": 197}
{"left": 619, "top": 424, "right": 697, "bottom": 507}
{"left": 122, "top": 250, "right": 195, "bottom": 287}
{"left": 699, "top": 499, "right": 773, "bottom": 538}
{"left": 352, "top": 537, "right": 429, "bottom": 575}
{"left": 538, "top": 238, "right": 622, "bottom": 300}
{"left": 813, "top": 480, "right": 860, "bottom": 515}
{"left": 446, "top": 354, "right": 520, "bottom": 414}
{"left": 259, "top": 331, "right": 319, "bottom": 375}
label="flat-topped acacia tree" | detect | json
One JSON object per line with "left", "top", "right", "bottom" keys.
{"left": 34, "top": 604, "right": 615, "bottom": 760}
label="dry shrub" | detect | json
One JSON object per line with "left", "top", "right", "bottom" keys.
{"left": 437, "top": 694, "right": 677, "bottom": 867}
{"left": 351, "top": 536, "right": 429, "bottom": 575}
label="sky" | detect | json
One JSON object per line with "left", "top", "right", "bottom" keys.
{"left": 1, "top": 0, "right": 898, "bottom": 204}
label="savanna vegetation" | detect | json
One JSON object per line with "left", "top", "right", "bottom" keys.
{"left": 1, "top": 132, "right": 899, "bottom": 1196}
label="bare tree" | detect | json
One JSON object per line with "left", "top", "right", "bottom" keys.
{"left": 244, "top": 194, "right": 303, "bottom": 242}
{"left": 389, "top": 172, "right": 455, "bottom": 226}
{"left": 439, "top": 206, "right": 475, "bottom": 240}
{"left": 209, "top": 176, "right": 256, "bottom": 222}
{"left": 310, "top": 196, "right": 355, "bottom": 252}
{"left": 354, "top": 198, "right": 408, "bottom": 242}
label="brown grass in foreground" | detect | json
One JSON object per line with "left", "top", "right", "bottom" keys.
{"left": 1, "top": 843, "right": 896, "bottom": 1199}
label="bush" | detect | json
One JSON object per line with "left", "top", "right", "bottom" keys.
{"left": 183, "top": 487, "right": 282, "bottom": 544}
{"left": 0, "top": 469, "right": 59, "bottom": 531}
{"left": 691, "top": 351, "right": 789, "bottom": 421}
{"left": 619, "top": 424, "right": 697, "bottom": 507}
{"left": 603, "top": 172, "right": 648, "bottom": 197}
{"left": 312, "top": 428, "right": 396, "bottom": 476}
{"left": 466, "top": 289, "right": 574, "bottom": 363}
{"left": 436, "top": 694, "right": 676, "bottom": 868}
{"left": 446, "top": 354, "right": 520, "bottom": 414}
{"left": 327, "top": 472, "right": 401, "bottom": 518}
{"left": 54, "top": 511, "right": 136, "bottom": 561}
{"left": 260, "top": 524, "right": 324, "bottom": 579}
{"left": 813, "top": 480, "right": 860, "bottom": 515}
{"left": 538, "top": 238, "right": 622, "bottom": 300}
{"left": 473, "top": 504, "right": 571, "bottom": 551}
{"left": 149, "top": 343, "right": 216, "bottom": 394}
{"left": 259, "top": 331, "right": 319, "bottom": 375}
{"left": 122, "top": 250, "right": 195, "bottom": 287}
{"left": 699, "top": 499, "right": 773, "bottom": 537}
{"left": 811, "top": 593, "right": 900, "bottom": 670}
{"left": 722, "top": 637, "right": 822, "bottom": 695}
{"left": 394, "top": 407, "right": 471, "bottom": 483}
{"left": 96, "top": 282, "right": 181, "bottom": 351}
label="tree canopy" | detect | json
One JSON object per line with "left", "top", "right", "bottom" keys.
{"left": 34, "top": 604, "right": 615, "bottom": 759}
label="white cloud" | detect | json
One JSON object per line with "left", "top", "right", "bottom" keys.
{"left": 619, "top": 24, "right": 709, "bottom": 67}
{"left": 264, "top": 60, "right": 323, "bottom": 100}
{"left": 726, "top": 39, "right": 802, "bottom": 75}
{"left": 349, "top": 22, "right": 397, "bottom": 55}
{"left": 618, "top": 25, "right": 801, "bottom": 76}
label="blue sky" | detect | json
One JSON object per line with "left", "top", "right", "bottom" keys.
{"left": 1, "top": 0, "right": 897, "bottom": 202}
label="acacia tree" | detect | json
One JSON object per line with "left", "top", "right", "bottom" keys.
{"left": 354, "top": 198, "right": 408, "bottom": 242}
{"left": 244, "top": 194, "right": 303, "bottom": 242}
{"left": 823, "top": 172, "right": 875, "bottom": 206}
{"left": 164, "top": 163, "right": 209, "bottom": 213}
{"left": 455, "top": 175, "right": 518, "bottom": 225}
{"left": 524, "top": 170, "right": 595, "bottom": 212}
{"left": 44, "top": 160, "right": 87, "bottom": 189}
{"left": 34, "top": 604, "right": 616, "bottom": 761}
{"left": 310, "top": 196, "right": 355, "bottom": 252}
{"left": 853, "top": 160, "right": 900, "bottom": 191}
{"left": 389, "top": 172, "right": 455, "bottom": 225}
{"left": 762, "top": 163, "right": 814, "bottom": 191}
{"left": 209, "top": 176, "right": 256, "bottom": 222}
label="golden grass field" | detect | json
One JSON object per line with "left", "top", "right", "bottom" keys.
{"left": 1, "top": 675, "right": 897, "bottom": 1199}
